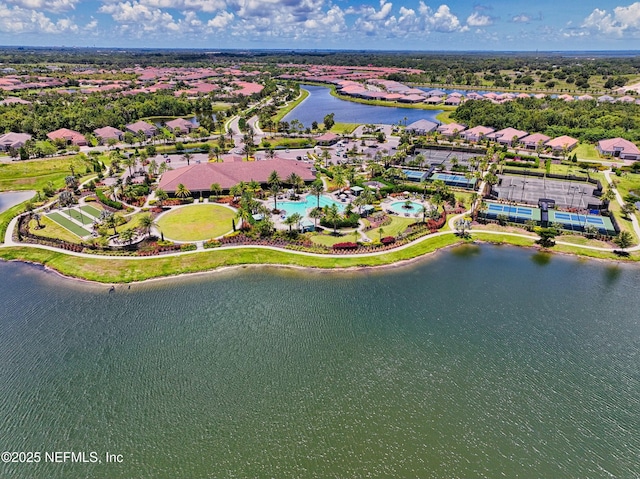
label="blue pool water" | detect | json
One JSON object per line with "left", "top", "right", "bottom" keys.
{"left": 389, "top": 201, "right": 423, "bottom": 216}
{"left": 278, "top": 194, "right": 344, "bottom": 218}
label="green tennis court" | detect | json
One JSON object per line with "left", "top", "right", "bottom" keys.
{"left": 47, "top": 212, "right": 92, "bottom": 237}
{"left": 80, "top": 204, "right": 103, "bottom": 219}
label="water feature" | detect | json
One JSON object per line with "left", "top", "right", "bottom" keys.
{"left": 389, "top": 200, "right": 423, "bottom": 215}
{"left": 1, "top": 245, "right": 639, "bottom": 478}
{"left": 283, "top": 85, "right": 443, "bottom": 127}
{"left": 277, "top": 194, "right": 344, "bottom": 218}
{"left": 0, "top": 190, "right": 35, "bottom": 214}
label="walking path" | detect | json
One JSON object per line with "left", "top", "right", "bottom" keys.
{"left": 4, "top": 170, "right": 640, "bottom": 264}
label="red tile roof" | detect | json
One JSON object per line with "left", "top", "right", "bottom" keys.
{"left": 158, "top": 158, "right": 316, "bottom": 192}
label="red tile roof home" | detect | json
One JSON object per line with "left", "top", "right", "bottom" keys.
{"left": 406, "top": 119, "right": 438, "bottom": 135}
{"left": 315, "top": 132, "right": 340, "bottom": 145}
{"left": 487, "top": 127, "right": 528, "bottom": 144}
{"left": 0, "top": 96, "right": 31, "bottom": 105}
{"left": 232, "top": 81, "right": 264, "bottom": 96}
{"left": 617, "top": 95, "right": 635, "bottom": 103}
{"left": 165, "top": 118, "right": 193, "bottom": 134}
{"left": 125, "top": 120, "right": 157, "bottom": 137}
{"left": 437, "top": 122, "right": 466, "bottom": 137}
{"left": 520, "top": 133, "right": 551, "bottom": 149}
{"left": 158, "top": 158, "right": 316, "bottom": 193}
{"left": 47, "top": 128, "right": 87, "bottom": 146}
{"left": 597, "top": 138, "right": 640, "bottom": 160}
{"left": 398, "top": 94, "right": 425, "bottom": 103}
{"left": 94, "top": 126, "right": 124, "bottom": 142}
{"left": 461, "top": 125, "right": 494, "bottom": 142}
{"left": 545, "top": 135, "right": 578, "bottom": 151}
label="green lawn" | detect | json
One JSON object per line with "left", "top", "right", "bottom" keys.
{"left": 366, "top": 216, "right": 416, "bottom": 241}
{"left": 574, "top": 143, "right": 600, "bottom": 161}
{"left": 0, "top": 234, "right": 464, "bottom": 283}
{"left": 0, "top": 156, "right": 92, "bottom": 192}
{"left": 30, "top": 216, "right": 82, "bottom": 244}
{"left": 330, "top": 123, "right": 359, "bottom": 134}
{"left": 156, "top": 204, "right": 235, "bottom": 241}
{"left": 47, "top": 212, "right": 92, "bottom": 237}
{"left": 310, "top": 231, "right": 359, "bottom": 246}
{"left": 272, "top": 88, "right": 309, "bottom": 125}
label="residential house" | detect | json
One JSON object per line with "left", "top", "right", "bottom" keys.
{"left": 545, "top": 135, "right": 578, "bottom": 152}
{"left": 94, "top": 126, "right": 124, "bottom": 144}
{"left": 405, "top": 119, "right": 438, "bottom": 135}
{"left": 0, "top": 132, "right": 31, "bottom": 151}
{"left": 487, "top": 127, "right": 528, "bottom": 145}
{"left": 46, "top": 128, "right": 87, "bottom": 146}
{"left": 125, "top": 120, "right": 157, "bottom": 138}
{"left": 437, "top": 123, "right": 466, "bottom": 138}
{"left": 520, "top": 133, "right": 551, "bottom": 150}
{"left": 460, "top": 125, "right": 494, "bottom": 143}
{"left": 165, "top": 118, "right": 194, "bottom": 135}
{"left": 315, "top": 132, "right": 340, "bottom": 146}
{"left": 597, "top": 138, "right": 640, "bottom": 160}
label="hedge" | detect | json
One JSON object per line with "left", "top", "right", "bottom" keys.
{"left": 96, "top": 188, "right": 123, "bottom": 210}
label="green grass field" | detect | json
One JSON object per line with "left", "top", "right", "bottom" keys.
{"left": 0, "top": 156, "right": 92, "bottom": 192}
{"left": 30, "top": 216, "right": 82, "bottom": 244}
{"left": 330, "top": 123, "right": 359, "bottom": 134}
{"left": 47, "top": 212, "right": 92, "bottom": 237}
{"left": 310, "top": 231, "right": 359, "bottom": 246}
{"left": 366, "top": 216, "right": 416, "bottom": 241}
{"left": 574, "top": 143, "right": 600, "bottom": 161}
{"left": 157, "top": 204, "right": 235, "bottom": 241}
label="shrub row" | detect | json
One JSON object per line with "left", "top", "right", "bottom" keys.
{"left": 333, "top": 242, "right": 358, "bottom": 250}
{"left": 96, "top": 188, "right": 123, "bottom": 210}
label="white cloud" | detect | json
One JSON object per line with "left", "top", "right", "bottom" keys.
{"left": 512, "top": 14, "right": 531, "bottom": 23}
{"left": 420, "top": 3, "right": 465, "bottom": 32}
{"left": 207, "top": 10, "right": 233, "bottom": 29}
{"left": 582, "top": 2, "right": 640, "bottom": 36}
{"left": 0, "top": 3, "right": 78, "bottom": 32}
{"left": 466, "top": 11, "right": 492, "bottom": 27}
{"left": 5, "top": 0, "right": 79, "bottom": 12}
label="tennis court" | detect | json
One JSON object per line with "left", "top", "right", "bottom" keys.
{"left": 549, "top": 210, "right": 615, "bottom": 234}
{"left": 403, "top": 169, "right": 428, "bottom": 182}
{"left": 494, "top": 175, "right": 601, "bottom": 208}
{"left": 430, "top": 172, "right": 476, "bottom": 189}
{"left": 47, "top": 212, "right": 92, "bottom": 237}
{"left": 484, "top": 202, "right": 542, "bottom": 222}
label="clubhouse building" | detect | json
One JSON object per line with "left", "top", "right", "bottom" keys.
{"left": 158, "top": 158, "right": 316, "bottom": 196}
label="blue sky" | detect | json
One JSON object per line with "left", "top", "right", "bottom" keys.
{"left": 0, "top": 0, "right": 639, "bottom": 50}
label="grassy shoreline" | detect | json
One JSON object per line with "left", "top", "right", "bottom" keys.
{"left": 272, "top": 88, "right": 310, "bottom": 125}
{"left": 1, "top": 228, "right": 639, "bottom": 284}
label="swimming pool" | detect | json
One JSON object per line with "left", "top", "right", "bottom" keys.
{"left": 277, "top": 194, "right": 344, "bottom": 218}
{"left": 389, "top": 201, "right": 423, "bottom": 216}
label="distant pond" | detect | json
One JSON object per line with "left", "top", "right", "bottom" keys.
{"left": 0, "top": 190, "right": 35, "bottom": 214}
{"left": 283, "top": 85, "right": 443, "bottom": 128}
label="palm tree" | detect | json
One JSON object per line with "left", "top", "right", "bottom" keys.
{"left": 183, "top": 152, "right": 193, "bottom": 166}
{"left": 123, "top": 155, "right": 136, "bottom": 176}
{"left": 229, "top": 183, "right": 244, "bottom": 201}
{"left": 325, "top": 203, "right": 341, "bottom": 235}
{"left": 148, "top": 159, "right": 158, "bottom": 177}
{"left": 268, "top": 170, "right": 281, "bottom": 188}
{"left": 310, "top": 182, "right": 324, "bottom": 208}
{"left": 64, "top": 175, "right": 77, "bottom": 190}
{"left": 138, "top": 214, "right": 155, "bottom": 236}
{"left": 119, "top": 228, "right": 136, "bottom": 245}
{"left": 175, "top": 183, "right": 191, "bottom": 199}
{"left": 235, "top": 205, "right": 253, "bottom": 230}
{"left": 58, "top": 190, "right": 74, "bottom": 208}
{"left": 102, "top": 212, "right": 118, "bottom": 235}
{"left": 309, "top": 206, "right": 323, "bottom": 228}
{"left": 248, "top": 179, "right": 262, "bottom": 198}
{"left": 32, "top": 212, "right": 42, "bottom": 229}
{"left": 210, "top": 183, "right": 222, "bottom": 199}
{"left": 155, "top": 188, "right": 168, "bottom": 207}
{"left": 378, "top": 226, "right": 385, "bottom": 242}
{"left": 615, "top": 231, "right": 634, "bottom": 252}
{"left": 333, "top": 170, "right": 346, "bottom": 190}
{"left": 284, "top": 212, "right": 303, "bottom": 233}
{"left": 270, "top": 184, "right": 280, "bottom": 211}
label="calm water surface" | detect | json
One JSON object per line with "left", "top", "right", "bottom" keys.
{"left": 0, "top": 245, "right": 639, "bottom": 478}
{"left": 0, "top": 191, "right": 35, "bottom": 214}
{"left": 283, "top": 85, "right": 442, "bottom": 127}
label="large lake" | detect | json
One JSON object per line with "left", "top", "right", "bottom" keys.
{"left": 1, "top": 245, "right": 639, "bottom": 478}
{"left": 0, "top": 190, "right": 35, "bottom": 214}
{"left": 283, "top": 85, "right": 442, "bottom": 127}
